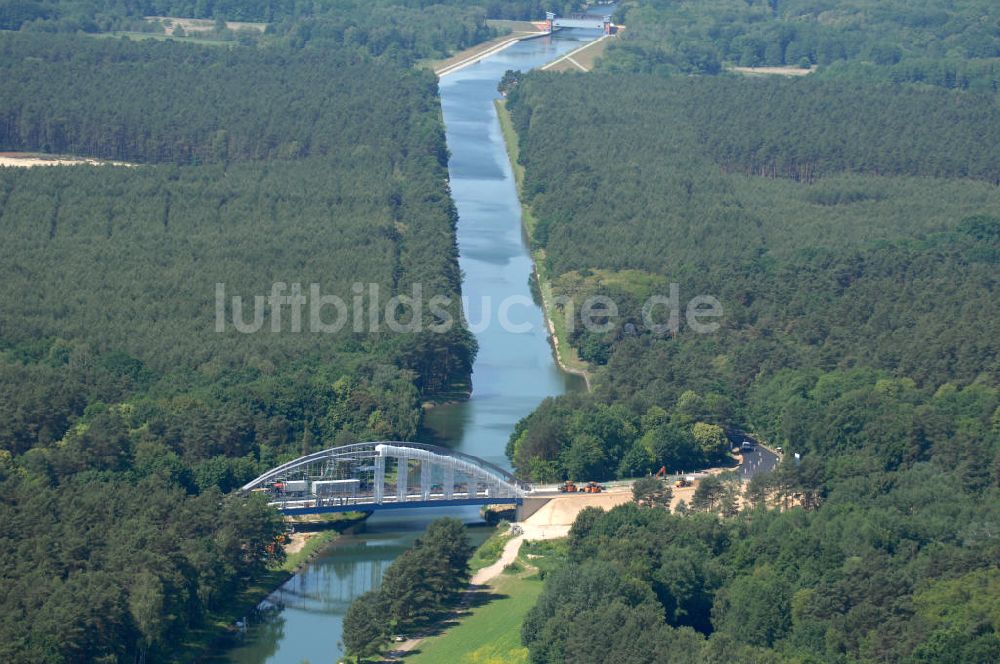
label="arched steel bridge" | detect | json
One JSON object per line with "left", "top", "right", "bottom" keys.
{"left": 240, "top": 442, "right": 530, "bottom": 516}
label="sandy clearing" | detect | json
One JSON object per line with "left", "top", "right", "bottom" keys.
{"left": 461, "top": 472, "right": 735, "bottom": 590}
{"left": 283, "top": 531, "right": 315, "bottom": 556}
{"left": 0, "top": 153, "right": 132, "bottom": 168}
{"left": 472, "top": 488, "right": 632, "bottom": 587}
{"left": 392, "top": 479, "right": 714, "bottom": 658}
{"left": 145, "top": 16, "right": 266, "bottom": 36}
{"left": 522, "top": 488, "right": 632, "bottom": 537}
{"left": 728, "top": 65, "right": 816, "bottom": 76}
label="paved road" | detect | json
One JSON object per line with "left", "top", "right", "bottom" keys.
{"left": 735, "top": 436, "right": 781, "bottom": 480}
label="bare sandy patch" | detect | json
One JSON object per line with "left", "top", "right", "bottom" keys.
{"left": 145, "top": 16, "right": 266, "bottom": 36}
{"left": 729, "top": 65, "right": 816, "bottom": 76}
{"left": 0, "top": 152, "right": 132, "bottom": 168}
{"left": 524, "top": 487, "right": 632, "bottom": 537}
{"left": 282, "top": 531, "right": 316, "bottom": 556}
{"left": 470, "top": 489, "right": 631, "bottom": 587}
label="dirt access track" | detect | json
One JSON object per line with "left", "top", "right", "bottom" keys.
{"left": 472, "top": 469, "right": 733, "bottom": 586}
{"left": 471, "top": 487, "right": 636, "bottom": 585}
{"left": 542, "top": 33, "right": 613, "bottom": 73}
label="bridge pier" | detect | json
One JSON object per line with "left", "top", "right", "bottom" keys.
{"left": 444, "top": 462, "right": 455, "bottom": 499}
{"left": 396, "top": 452, "right": 409, "bottom": 503}
{"left": 420, "top": 459, "right": 432, "bottom": 500}
{"left": 374, "top": 455, "right": 385, "bottom": 503}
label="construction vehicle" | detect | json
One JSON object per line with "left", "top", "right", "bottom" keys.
{"left": 675, "top": 477, "right": 692, "bottom": 488}
{"left": 558, "top": 481, "right": 578, "bottom": 493}
{"left": 583, "top": 481, "right": 604, "bottom": 493}
{"left": 654, "top": 466, "right": 668, "bottom": 478}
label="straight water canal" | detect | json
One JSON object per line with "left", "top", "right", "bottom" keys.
{"left": 225, "top": 28, "right": 600, "bottom": 664}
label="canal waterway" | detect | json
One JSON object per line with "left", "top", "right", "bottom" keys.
{"left": 225, "top": 27, "right": 602, "bottom": 664}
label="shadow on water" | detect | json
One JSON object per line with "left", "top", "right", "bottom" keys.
{"left": 417, "top": 400, "right": 471, "bottom": 448}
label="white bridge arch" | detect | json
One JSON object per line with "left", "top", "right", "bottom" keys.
{"left": 240, "top": 442, "right": 529, "bottom": 515}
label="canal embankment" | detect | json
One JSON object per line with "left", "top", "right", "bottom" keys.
{"left": 494, "top": 98, "right": 593, "bottom": 390}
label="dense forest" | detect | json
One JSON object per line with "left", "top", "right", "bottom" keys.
{"left": 602, "top": 0, "right": 1000, "bottom": 85}
{"left": 0, "top": 0, "right": 580, "bottom": 29}
{"left": 506, "top": 73, "right": 999, "bottom": 482}
{"left": 0, "top": 33, "right": 446, "bottom": 163}
{"left": 524, "top": 459, "right": 1000, "bottom": 663}
{"left": 816, "top": 56, "right": 1000, "bottom": 93}
{"left": 0, "top": 30, "right": 475, "bottom": 662}
{"left": 503, "top": 35, "right": 1000, "bottom": 663}
{"left": 0, "top": 1, "right": 494, "bottom": 61}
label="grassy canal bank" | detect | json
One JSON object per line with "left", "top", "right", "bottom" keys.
{"left": 407, "top": 573, "right": 544, "bottom": 664}
{"left": 495, "top": 99, "right": 592, "bottom": 388}
{"left": 423, "top": 19, "right": 548, "bottom": 77}
{"left": 406, "top": 537, "right": 567, "bottom": 663}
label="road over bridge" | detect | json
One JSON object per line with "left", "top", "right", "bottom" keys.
{"left": 240, "top": 442, "right": 529, "bottom": 516}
